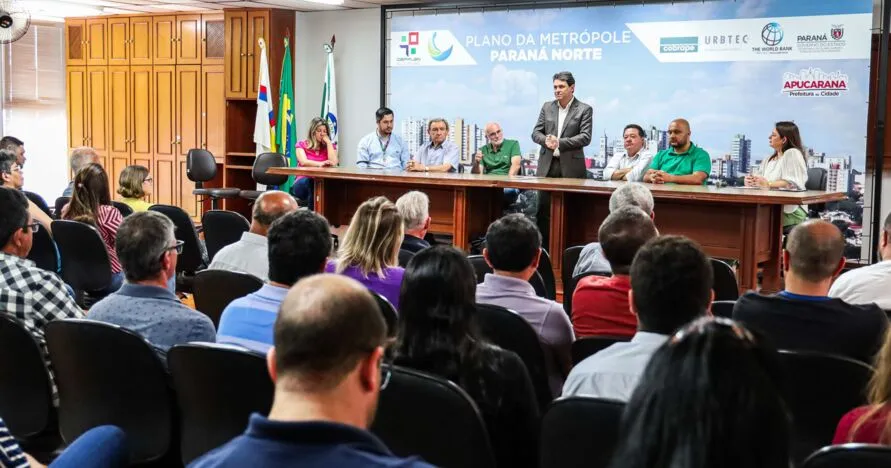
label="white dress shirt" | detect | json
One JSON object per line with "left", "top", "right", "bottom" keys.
{"left": 829, "top": 260, "right": 891, "bottom": 310}
{"left": 208, "top": 232, "right": 269, "bottom": 281}
{"left": 602, "top": 149, "right": 654, "bottom": 182}
{"left": 554, "top": 97, "right": 575, "bottom": 157}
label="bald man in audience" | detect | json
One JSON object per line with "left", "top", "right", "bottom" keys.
{"left": 733, "top": 220, "right": 888, "bottom": 363}
{"left": 643, "top": 119, "right": 710, "bottom": 185}
{"left": 62, "top": 147, "right": 100, "bottom": 197}
{"left": 192, "top": 275, "right": 435, "bottom": 467}
{"left": 208, "top": 191, "right": 299, "bottom": 281}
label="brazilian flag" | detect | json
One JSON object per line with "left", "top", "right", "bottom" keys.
{"left": 277, "top": 38, "right": 297, "bottom": 194}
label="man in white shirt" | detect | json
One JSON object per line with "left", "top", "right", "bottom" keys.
{"left": 208, "top": 191, "right": 299, "bottom": 281}
{"left": 830, "top": 212, "right": 891, "bottom": 310}
{"left": 562, "top": 235, "right": 713, "bottom": 401}
{"left": 602, "top": 124, "right": 653, "bottom": 182}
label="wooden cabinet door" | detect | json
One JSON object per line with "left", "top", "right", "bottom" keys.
{"left": 224, "top": 11, "right": 247, "bottom": 98}
{"left": 176, "top": 65, "right": 202, "bottom": 159}
{"left": 86, "top": 67, "right": 108, "bottom": 156}
{"left": 153, "top": 65, "right": 177, "bottom": 206}
{"left": 85, "top": 19, "right": 108, "bottom": 66}
{"left": 108, "top": 66, "right": 131, "bottom": 197}
{"left": 245, "top": 11, "right": 268, "bottom": 100}
{"left": 66, "top": 67, "right": 88, "bottom": 148}
{"left": 153, "top": 16, "right": 176, "bottom": 65}
{"left": 65, "top": 19, "right": 86, "bottom": 66}
{"left": 202, "top": 65, "right": 225, "bottom": 158}
{"left": 107, "top": 17, "right": 129, "bottom": 65}
{"left": 176, "top": 15, "right": 202, "bottom": 65}
{"left": 130, "top": 66, "right": 153, "bottom": 202}
{"left": 202, "top": 14, "right": 224, "bottom": 66}
{"left": 129, "top": 16, "right": 152, "bottom": 66}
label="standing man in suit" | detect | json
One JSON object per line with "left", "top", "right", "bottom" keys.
{"left": 532, "top": 71, "right": 593, "bottom": 245}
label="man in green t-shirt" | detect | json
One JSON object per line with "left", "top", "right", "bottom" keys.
{"left": 643, "top": 118, "right": 711, "bottom": 185}
{"left": 472, "top": 122, "right": 523, "bottom": 207}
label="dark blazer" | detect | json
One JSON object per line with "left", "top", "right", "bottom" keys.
{"left": 531, "top": 98, "right": 593, "bottom": 179}
{"left": 400, "top": 235, "right": 430, "bottom": 254}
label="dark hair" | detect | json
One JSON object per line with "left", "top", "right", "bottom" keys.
{"left": 64, "top": 163, "right": 111, "bottom": 226}
{"left": 274, "top": 274, "right": 386, "bottom": 391}
{"left": 485, "top": 213, "right": 541, "bottom": 272}
{"left": 553, "top": 71, "right": 575, "bottom": 87}
{"left": 0, "top": 136, "right": 23, "bottom": 151}
{"left": 375, "top": 107, "right": 394, "bottom": 123}
{"left": 785, "top": 220, "right": 845, "bottom": 282}
{"left": 885, "top": 211, "right": 891, "bottom": 232}
{"left": 268, "top": 210, "right": 332, "bottom": 286}
{"left": 630, "top": 235, "right": 712, "bottom": 334}
{"left": 0, "top": 187, "right": 29, "bottom": 247}
{"left": 0, "top": 149, "right": 16, "bottom": 178}
{"left": 623, "top": 124, "right": 647, "bottom": 139}
{"left": 610, "top": 317, "right": 791, "bottom": 468}
{"left": 599, "top": 207, "right": 658, "bottom": 275}
{"left": 116, "top": 211, "right": 175, "bottom": 282}
{"left": 771, "top": 121, "right": 806, "bottom": 163}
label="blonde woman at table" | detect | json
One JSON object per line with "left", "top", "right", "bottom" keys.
{"left": 745, "top": 121, "right": 808, "bottom": 231}
{"left": 291, "top": 117, "right": 338, "bottom": 210}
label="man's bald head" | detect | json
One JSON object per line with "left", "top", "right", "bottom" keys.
{"left": 671, "top": 118, "right": 691, "bottom": 132}
{"left": 485, "top": 122, "right": 503, "bottom": 145}
{"left": 786, "top": 220, "right": 846, "bottom": 283}
{"left": 253, "top": 190, "right": 299, "bottom": 229}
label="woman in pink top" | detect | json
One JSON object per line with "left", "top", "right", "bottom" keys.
{"left": 291, "top": 117, "right": 337, "bottom": 210}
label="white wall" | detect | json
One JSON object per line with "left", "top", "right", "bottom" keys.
{"left": 295, "top": 8, "right": 381, "bottom": 168}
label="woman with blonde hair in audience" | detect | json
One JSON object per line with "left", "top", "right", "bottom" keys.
{"left": 835, "top": 329, "right": 891, "bottom": 443}
{"left": 325, "top": 196, "right": 404, "bottom": 308}
{"left": 117, "top": 164, "right": 153, "bottom": 212}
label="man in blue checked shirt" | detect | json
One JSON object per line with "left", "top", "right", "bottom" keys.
{"left": 356, "top": 107, "right": 410, "bottom": 170}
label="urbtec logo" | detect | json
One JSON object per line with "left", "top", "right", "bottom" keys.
{"left": 659, "top": 36, "right": 698, "bottom": 53}
{"left": 428, "top": 32, "right": 453, "bottom": 62}
{"left": 761, "top": 22, "right": 784, "bottom": 46}
{"left": 782, "top": 68, "right": 849, "bottom": 97}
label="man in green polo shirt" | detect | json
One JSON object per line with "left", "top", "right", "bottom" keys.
{"left": 644, "top": 118, "right": 711, "bottom": 185}
{"left": 472, "top": 122, "right": 522, "bottom": 206}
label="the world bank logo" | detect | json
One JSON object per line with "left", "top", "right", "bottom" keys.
{"left": 761, "top": 22, "right": 784, "bottom": 46}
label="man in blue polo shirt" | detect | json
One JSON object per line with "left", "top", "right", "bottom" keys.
{"left": 191, "top": 275, "right": 434, "bottom": 468}
{"left": 216, "top": 210, "right": 332, "bottom": 351}
{"left": 643, "top": 118, "right": 711, "bottom": 185}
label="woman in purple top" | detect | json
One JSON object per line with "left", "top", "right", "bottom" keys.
{"left": 291, "top": 117, "right": 338, "bottom": 210}
{"left": 326, "top": 196, "right": 405, "bottom": 309}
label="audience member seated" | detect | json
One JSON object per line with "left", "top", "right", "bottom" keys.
{"left": 734, "top": 220, "right": 887, "bottom": 363}
{"left": 61, "top": 163, "right": 124, "bottom": 294}
{"left": 208, "top": 191, "right": 299, "bottom": 281}
{"left": 395, "top": 191, "right": 431, "bottom": 254}
{"left": 0, "top": 136, "right": 25, "bottom": 167}
{"left": 834, "top": 328, "right": 891, "bottom": 444}
{"left": 0, "top": 416, "right": 127, "bottom": 468}
{"left": 563, "top": 235, "right": 713, "bottom": 401}
{"left": 572, "top": 207, "right": 658, "bottom": 338}
{"left": 217, "top": 210, "right": 331, "bottom": 352}
{"left": 477, "top": 213, "right": 573, "bottom": 395}
{"left": 326, "top": 196, "right": 405, "bottom": 309}
{"left": 0, "top": 150, "right": 53, "bottom": 233}
{"left": 191, "top": 275, "right": 434, "bottom": 468}
{"left": 62, "top": 146, "right": 100, "bottom": 197}
{"left": 608, "top": 317, "right": 791, "bottom": 468}
{"left": 116, "top": 165, "right": 153, "bottom": 212}
{"left": 573, "top": 183, "right": 654, "bottom": 276}
{"left": 89, "top": 211, "right": 215, "bottom": 358}
{"left": 395, "top": 245, "right": 539, "bottom": 468}
{"left": 830, "top": 212, "right": 891, "bottom": 310}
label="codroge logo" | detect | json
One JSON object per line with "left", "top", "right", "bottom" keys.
{"left": 428, "top": 32, "right": 454, "bottom": 62}
{"left": 659, "top": 37, "right": 698, "bottom": 53}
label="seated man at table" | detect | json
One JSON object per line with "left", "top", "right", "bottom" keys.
{"left": 356, "top": 107, "right": 410, "bottom": 170}
{"left": 406, "top": 118, "right": 459, "bottom": 173}
{"left": 395, "top": 191, "right": 431, "bottom": 254}
{"left": 643, "top": 118, "right": 710, "bottom": 185}
{"left": 472, "top": 122, "right": 522, "bottom": 206}
{"left": 603, "top": 124, "right": 654, "bottom": 182}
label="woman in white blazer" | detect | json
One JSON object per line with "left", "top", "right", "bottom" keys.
{"left": 745, "top": 121, "right": 809, "bottom": 229}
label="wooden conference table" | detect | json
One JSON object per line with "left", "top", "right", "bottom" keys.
{"left": 269, "top": 167, "right": 846, "bottom": 294}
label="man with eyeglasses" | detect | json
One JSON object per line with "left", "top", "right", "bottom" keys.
{"left": 472, "top": 122, "right": 523, "bottom": 206}
{"left": 0, "top": 149, "right": 53, "bottom": 233}
{"left": 192, "top": 274, "right": 435, "bottom": 468}
{"left": 89, "top": 211, "right": 215, "bottom": 359}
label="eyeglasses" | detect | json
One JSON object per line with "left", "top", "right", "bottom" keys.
{"left": 22, "top": 222, "right": 39, "bottom": 233}
{"left": 669, "top": 316, "right": 756, "bottom": 346}
{"left": 380, "top": 364, "right": 392, "bottom": 390}
{"left": 143, "top": 177, "right": 153, "bottom": 184}
{"left": 166, "top": 240, "right": 184, "bottom": 255}
{"left": 487, "top": 129, "right": 503, "bottom": 138}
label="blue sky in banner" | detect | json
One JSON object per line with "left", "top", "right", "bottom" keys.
{"left": 388, "top": 0, "right": 874, "bottom": 170}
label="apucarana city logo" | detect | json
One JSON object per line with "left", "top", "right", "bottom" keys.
{"left": 660, "top": 36, "right": 698, "bottom": 53}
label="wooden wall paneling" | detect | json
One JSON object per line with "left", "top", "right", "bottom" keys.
{"left": 153, "top": 65, "right": 177, "bottom": 206}
{"left": 107, "top": 17, "right": 129, "bottom": 65}
{"left": 85, "top": 18, "right": 107, "bottom": 66}
{"left": 177, "top": 65, "right": 202, "bottom": 217}
{"left": 245, "top": 11, "right": 268, "bottom": 100}
{"left": 86, "top": 67, "right": 109, "bottom": 160}
{"left": 266, "top": 10, "right": 295, "bottom": 112}
{"left": 153, "top": 16, "right": 176, "bottom": 65}
{"left": 202, "top": 14, "right": 225, "bottom": 65}
{"left": 65, "top": 19, "right": 86, "bottom": 66}
{"left": 66, "top": 66, "right": 87, "bottom": 148}
{"left": 129, "top": 16, "right": 152, "bottom": 65}
{"left": 108, "top": 65, "right": 131, "bottom": 197}
{"left": 131, "top": 66, "right": 153, "bottom": 201}
{"left": 176, "top": 14, "right": 202, "bottom": 65}
{"left": 224, "top": 11, "right": 247, "bottom": 98}
{"left": 202, "top": 65, "right": 225, "bottom": 158}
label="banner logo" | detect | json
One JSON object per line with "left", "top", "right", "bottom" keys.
{"left": 831, "top": 25, "right": 845, "bottom": 40}
{"left": 391, "top": 30, "right": 476, "bottom": 67}
{"left": 399, "top": 32, "right": 419, "bottom": 57}
{"left": 782, "top": 68, "right": 849, "bottom": 97}
{"left": 761, "top": 22, "right": 784, "bottom": 46}
{"left": 660, "top": 36, "right": 699, "bottom": 53}
{"left": 428, "top": 32, "right": 454, "bottom": 61}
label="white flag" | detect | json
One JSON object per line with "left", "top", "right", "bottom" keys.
{"left": 253, "top": 38, "right": 276, "bottom": 155}
{"left": 321, "top": 43, "right": 338, "bottom": 144}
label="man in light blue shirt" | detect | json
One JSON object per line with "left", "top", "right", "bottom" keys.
{"left": 217, "top": 210, "right": 332, "bottom": 352}
{"left": 356, "top": 107, "right": 410, "bottom": 170}
{"left": 407, "top": 118, "right": 460, "bottom": 173}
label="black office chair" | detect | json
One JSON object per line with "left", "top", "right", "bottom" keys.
{"left": 370, "top": 365, "right": 496, "bottom": 468}
{"left": 397, "top": 249, "right": 414, "bottom": 268}
{"left": 168, "top": 343, "right": 274, "bottom": 465}
{"left": 529, "top": 270, "right": 549, "bottom": 299}
{"left": 202, "top": 210, "right": 250, "bottom": 262}
{"left": 187, "top": 149, "right": 241, "bottom": 210}
{"left": 806, "top": 167, "right": 829, "bottom": 218}
{"left": 562, "top": 246, "right": 585, "bottom": 294}
{"left": 710, "top": 258, "right": 740, "bottom": 301}
{"left": 564, "top": 271, "right": 610, "bottom": 318}
{"left": 149, "top": 204, "right": 207, "bottom": 291}
{"left": 571, "top": 336, "right": 630, "bottom": 366}
{"left": 51, "top": 220, "right": 111, "bottom": 307}
{"left": 371, "top": 291, "right": 398, "bottom": 337}
{"left": 24, "top": 191, "right": 52, "bottom": 217}
{"left": 540, "top": 397, "right": 625, "bottom": 468}
{"left": 475, "top": 303, "right": 553, "bottom": 409}
{"left": 53, "top": 196, "right": 70, "bottom": 219}
{"left": 537, "top": 249, "right": 557, "bottom": 300}
{"left": 46, "top": 319, "right": 177, "bottom": 465}
{"left": 240, "top": 153, "right": 289, "bottom": 201}
{"left": 111, "top": 200, "right": 134, "bottom": 218}
{"left": 777, "top": 349, "right": 873, "bottom": 463}
{"left": 802, "top": 444, "right": 891, "bottom": 468}
{"left": 192, "top": 270, "right": 264, "bottom": 328}
{"left": 26, "top": 224, "right": 58, "bottom": 273}
{"left": 467, "top": 254, "right": 492, "bottom": 283}
{"left": 711, "top": 300, "right": 736, "bottom": 319}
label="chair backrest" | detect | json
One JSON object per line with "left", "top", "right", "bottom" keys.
{"left": 571, "top": 336, "right": 630, "bottom": 366}
{"left": 54, "top": 196, "right": 71, "bottom": 219}
{"left": 0, "top": 315, "right": 55, "bottom": 439}
{"left": 51, "top": 220, "right": 111, "bottom": 292}
{"left": 777, "top": 349, "right": 873, "bottom": 463}
{"left": 529, "top": 270, "right": 549, "bottom": 299}
{"left": 540, "top": 397, "right": 625, "bottom": 468}
{"left": 26, "top": 224, "right": 59, "bottom": 273}
{"left": 111, "top": 200, "right": 134, "bottom": 217}
{"left": 537, "top": 249, "right": 557, "bottom": 300}
{"left": 149, "top": 204, "right": 204, "bottom": 273}
{"left": 710, "top": 258, "right": 740, "bottom": 301}
{"left": 802, "top": 444, "right": 891, "bottom": 468}
{"left": 202, "top": 210, "right": 250, "bottom": 262}
{"left": 23, "top": 191, "right": 52, "bottom": 217}
{"left": 562, "top": 246, "right": 584, "bottom": 287}
{"left": 371, "top": 291, "right": 398, "bottom": 337}
{"left": 397, "top": 249, "right": 414, "bottom": 268}
{"left": 187, "top": 149, "right": 217, "bottom": 184}
{"left": 806, "top": 167, "right": 828, "bottom": 191}
{"left": 253, "top": 152, "right": 289, "bottom": 187}
{"left": 467, "top": 254, "right": 492, "bottom": 283}
{"left": 711, "top": 300, "right": 735, "bottom": 319}
{"left": 370, "top": 365, "right": 496, "bottom": 468}
{"left": 475, "top": 303, "right": 553, "bottom": 408}
{"left": 564, "top": 271, "right": 609, "bottom": 317}
{"left": 192, "top": 270, "right": 264, "bottom": 328}
{"left": 168, "top": 343, "right": 274, "bottom": 465}
{"left": 46, "top": 319, "right": 175, "bottom": 464}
